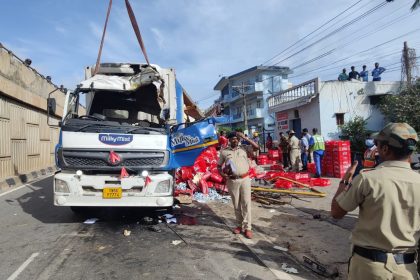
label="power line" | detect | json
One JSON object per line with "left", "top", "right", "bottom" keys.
{"left": 269, "top": 0, "right": 382, "bottom": 65}
{"left": 283, "top": 1, "right": 415, "bottom": 74}
{"left": 286, "top": 29, "right": 420, "bottom": 80}
{"left": 261, "top": 0, "right": 364, "bottom": 66}
{"left": 271, "top": 1, "right": 389, "bottom": 66}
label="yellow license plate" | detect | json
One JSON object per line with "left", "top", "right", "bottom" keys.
{"left": 103, "top": 187, "right": 122, "bottom": 199}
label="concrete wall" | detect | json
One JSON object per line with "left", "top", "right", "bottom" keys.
{"left": 273, "top": 96, "right": 321, "bottom": 140}
{"left": 318, "top": 80, "right": 400, "bottom": 139}
{"left": 269, "top": 79, "right": 400, "bottom": 141}
{"left": 0, "top": 46, "right": 67, "bottom": 180}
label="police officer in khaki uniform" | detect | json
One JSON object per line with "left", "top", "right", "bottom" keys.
{"left": 217, "top": 131, "right": 259, "bottom": 239}
{"left": 331, "top": 123, "right": 420, "bottom": 280}
{"left": 288, "top": 130, "right": 300, "bottom": 172}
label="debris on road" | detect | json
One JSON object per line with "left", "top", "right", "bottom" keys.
{"left": 147, "top": 225, "right": 162, "bottom": 233}
{"left": 163, "top": 214, "right": 177, "bottom": 224}
{"left": 281, "top": 263, "right": 298, "bottom": 274}
{"left": 84, "top": 218, "right": 99, "bottom": 224}
{"left": 303, "top": 256, "right": 339, "bottom": 278}
{"left": 123, "top": 229, "right": 131, "bottom": 236}
{"left": 273, "top": 246, "right": 288, "bottom": 252}
{"left": 171, "top": 240, "right": 182, "bottom": 246}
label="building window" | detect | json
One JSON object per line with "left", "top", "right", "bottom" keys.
{"left": 336, "top": 113, "right": 345, "bottom": 126}
{"left": 256, "top": 100, "right": 261, "bottom": 108}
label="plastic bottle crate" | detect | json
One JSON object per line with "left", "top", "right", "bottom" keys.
{"left": 268, "top": 150, "right": 280, "bottom": 159}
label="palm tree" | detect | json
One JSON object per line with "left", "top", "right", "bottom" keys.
{"left": 412, "top": 0, "right": 420, "bottom": 11}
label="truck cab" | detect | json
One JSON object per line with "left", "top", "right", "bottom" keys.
{"left": 50, "top": 63, "right": 217, "bottom": 210}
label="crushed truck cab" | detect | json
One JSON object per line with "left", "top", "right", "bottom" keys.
{"left": 50, "top": 63, "right": 217, "bottom": 209}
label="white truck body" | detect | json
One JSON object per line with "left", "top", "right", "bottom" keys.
{"left": 51, "top": 63, "right": 218, "bottom": 209}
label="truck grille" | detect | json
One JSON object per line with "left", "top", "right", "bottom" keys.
{"left": 60, "top": 150, "right": 167, "bottom": 169}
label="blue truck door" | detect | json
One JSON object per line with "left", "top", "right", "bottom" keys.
{"left": 169, "top": 118, "right": 218, "bottom": 168}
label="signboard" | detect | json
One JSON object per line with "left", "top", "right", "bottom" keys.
{"left": 276, "top": 112, "right": 289, "bottom": 130}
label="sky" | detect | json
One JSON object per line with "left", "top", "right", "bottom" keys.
{"left": 0, "top": 0, "right": 419, "bottom": 110}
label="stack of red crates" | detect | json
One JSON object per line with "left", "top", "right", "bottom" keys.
{"left": 322, "top": 140, "right": 351, "bottom": 178}
{"left": 322, "top": 141, "right": 334, "bottom": 177}
{"left": 268, "top": 150, "right": 280, "bottom": 162}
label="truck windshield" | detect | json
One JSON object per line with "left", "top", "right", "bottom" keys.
{"left": 87, "top": 88, "right": 164, "bottom": 128}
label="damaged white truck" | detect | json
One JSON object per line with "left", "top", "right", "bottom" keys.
{"left": 47, "top": 63, "right": 218, "bottom": 212}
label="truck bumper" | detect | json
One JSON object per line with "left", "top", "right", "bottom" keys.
{"left": 54, "top": 172, "right": 174, "bottom": 207}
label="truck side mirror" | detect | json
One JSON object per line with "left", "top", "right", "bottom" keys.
{"left": 47, "top": 98, "right": 56, "bottom": 115}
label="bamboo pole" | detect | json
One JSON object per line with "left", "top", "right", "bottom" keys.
{"left": 251, "top": 187, "right": 326, "bottom": 197}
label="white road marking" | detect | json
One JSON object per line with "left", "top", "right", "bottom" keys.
{"left": 7, "top": 252, "right": 39, "bottom": 280}
{"left": 0, "top": 176, "right": 52, "bottom": 198}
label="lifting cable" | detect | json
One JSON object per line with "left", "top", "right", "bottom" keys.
{"left": 93, "top": 0, "right": 150, "bottom": 76}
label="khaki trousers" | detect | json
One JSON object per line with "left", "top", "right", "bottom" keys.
{"left": 348, "top": 253, "right": 419, "bottom": 280}
{"left": 227, "top": 177, "right": 252, "bottom": 230}
{"left": 289, "top": 149, "right": 301, "bottom": 172}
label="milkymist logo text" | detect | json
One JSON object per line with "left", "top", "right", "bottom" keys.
{"left": 171, "top": 133, "right": 200, "bottom": 147}
{"left": 99, "top": 134, "right": 133, "bottom": 145}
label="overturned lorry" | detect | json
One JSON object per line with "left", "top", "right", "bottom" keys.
{"left": 48, "top": 63, "right": 218, "bottom": 212}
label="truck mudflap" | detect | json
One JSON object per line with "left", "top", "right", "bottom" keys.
{"left": 169, "top": 117, "right": 219, "bottom": 168}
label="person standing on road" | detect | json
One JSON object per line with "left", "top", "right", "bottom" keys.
{"left": 309, "top": 128, "right": 325, "bottom": 178}
{"left": 363, "top": 134, "right": 380, "bottom": 168}
{"left": 217, "top": 131, "right": 259, "bottom": 239}
{"left": 218, "top": 130, "right": 228, "bottom": 150}
{"left": 252, "top": 131, "right": 260, "bottom": 157}
{"left": 372, "top": 62, "right": 386, "bottom": 81}
{"left": 266, "top": 133, "right": 273, "bottom": 150}
{"left": 300, "top": 128, "right": 310, "bottom": 171}
{"left": 288, "top": 130, "right": 300, "bottom": 172}
{"left": 331, "top": 123, "right": 420, "bottom": 280}
{"left": 279, "top": 132, "right": 290, "bottom": 169}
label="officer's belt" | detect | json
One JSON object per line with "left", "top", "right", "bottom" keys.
{"left": 229, "top": 174, "right": 249, "bottom": 180}
{"left": 353, "top": 245, "right": 416, "bottom": 264}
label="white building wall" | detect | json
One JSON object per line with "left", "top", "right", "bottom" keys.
{"left": 273, "top": 96, "right": 321, "bottom": 140}
{"left": 318, "top": 80, "right": 400, "bottom": 139}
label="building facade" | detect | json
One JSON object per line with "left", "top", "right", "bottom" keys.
{"left": 213, "top": 66, "right": 292, "bottom": 135}
{"left": 0, "top": 45, "right": 70, "bottom": 180}
{"left": 267, "top": 78, "right": 401, "bottom": 140}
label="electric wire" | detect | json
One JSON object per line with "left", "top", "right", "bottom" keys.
{"left": 271, "top": 1, "right": 389, "bottom": 66}
{"left": 261, "top": 0, "right": 364, "bottom": 66}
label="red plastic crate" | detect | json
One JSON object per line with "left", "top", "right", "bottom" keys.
{"left": 311, "top": 178, "right": 331, "bottom": 187}
{"left": 268, "top": 150, "right": 280, "bottom": 160}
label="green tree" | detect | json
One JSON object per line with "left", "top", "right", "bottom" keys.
{"left": 340, "top": 116, "right": 371, "bottom": 154}
{"left": 379, "top": 80, "right": 420, "bottom": 150}
{"left": 379, "top": 80, "right": 420, "bottom": 137}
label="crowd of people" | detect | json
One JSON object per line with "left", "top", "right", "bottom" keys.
{"left": 338, "top": 62, "right": 386, "bottom": 81}
{"left": 279, "top": 128, "right": 326, "bottom": 177}
{"left": 216, "top": 123, "right": 419, "bottom": 279}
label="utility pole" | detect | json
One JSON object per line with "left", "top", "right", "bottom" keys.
{"left": 403, "top": 41, "right": 411, "bottom": 86}
{"left": 401, "top": 41, "right": 417, "bottom": 87}
{"left": 232, "top": 82, "right": 252, "bottom": 133}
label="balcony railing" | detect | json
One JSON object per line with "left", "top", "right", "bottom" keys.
{"left": 248, "top": 108, "right": 263, "bottom": 119}
{"left": 268, "top": 78, "right": 319, "bottom": 109}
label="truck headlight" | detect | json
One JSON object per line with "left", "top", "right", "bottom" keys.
{"left": 55, "top": 179, "right": 70, "bottom": 193}
{"left": 155, "top": 180, "right": 171, "bottom": 193}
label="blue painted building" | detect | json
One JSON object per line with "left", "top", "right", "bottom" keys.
{"left": 213, "top": 66, "right": 292, "bottom": 135}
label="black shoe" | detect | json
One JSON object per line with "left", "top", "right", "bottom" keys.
{"left": 314, "top": 174, "right": 321, "bottom": 178}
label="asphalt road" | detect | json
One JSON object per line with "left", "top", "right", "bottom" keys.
{"left": 0, "top": 176, "right": 279, "bottom": 280}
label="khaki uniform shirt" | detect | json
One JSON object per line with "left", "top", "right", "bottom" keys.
{"left": 218, "top": 146, "right": 250, "bottom": 176}
{"left": 336, "top": 161, "right": 420, "bottom": 252}
{"left": 289, "top": 135, "right": 300, "bottom": 150}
